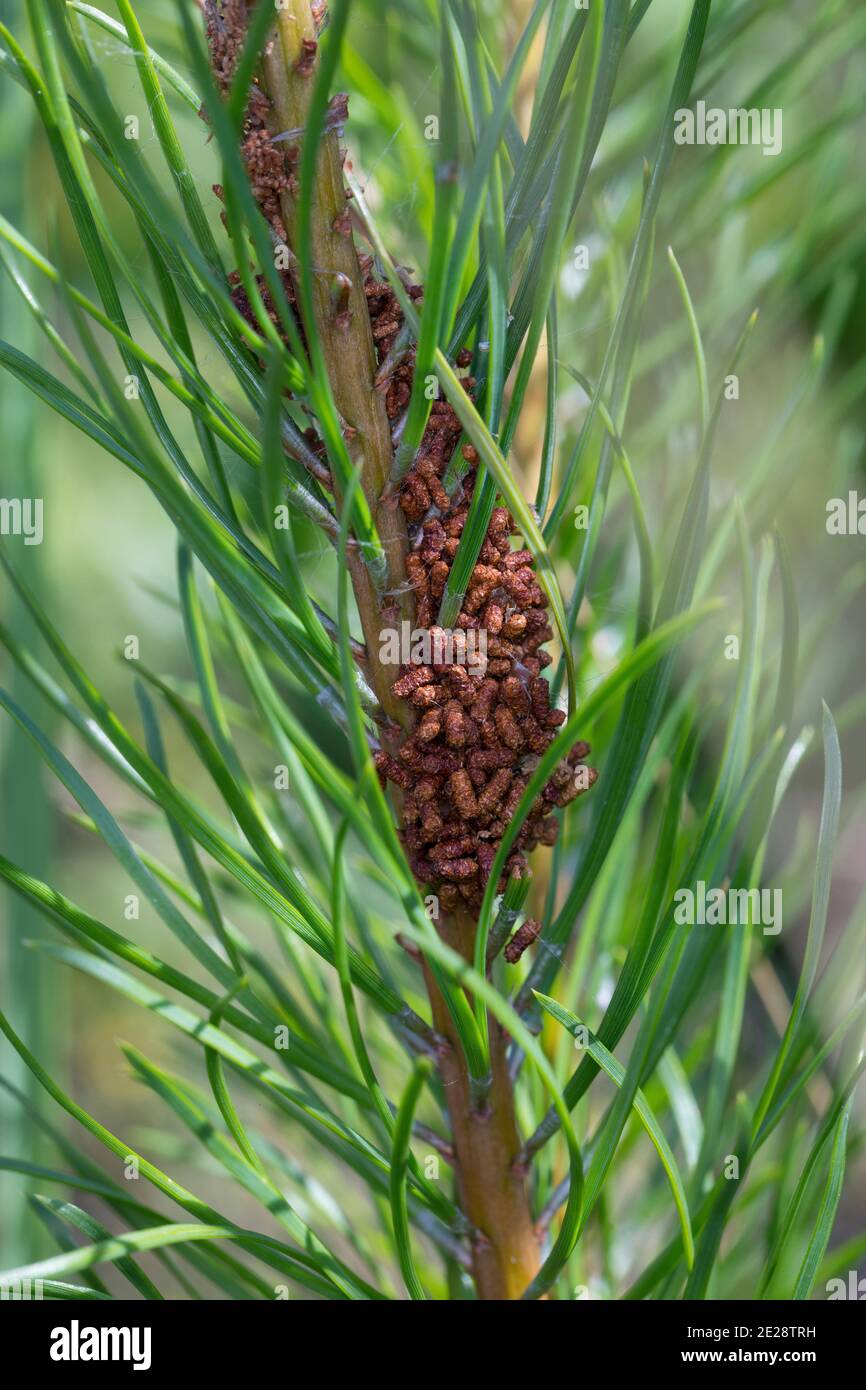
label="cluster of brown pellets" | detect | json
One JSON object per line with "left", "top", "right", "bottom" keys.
{"left": 205, "top": 1, "right": 341, "bottom": 250}
{"left": 206, "top": 1, "right": 292, "bottom": 247}
{"left": 205, "top": 2, "right": 360, "bottom": 488}
{"left": 504, "top": 916, "right": 543, "bottom": 965}
{"left": 206, "top": 1, "right": 597, "bottom": 955}
{"left": 204, "top": 0, "right": 249, "bottom": 93}
{"left": 367, "top": 279, "right": 597, "bottom": 923}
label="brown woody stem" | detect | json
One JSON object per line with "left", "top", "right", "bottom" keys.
{"left": 257, "top": 0, "right": 540, "bottom": 1299}
{"left": 260, "top": 0, "right": 409, "bottom": 724}
{"left": 423, "top": 908, "right": 541, "bottom": 1299}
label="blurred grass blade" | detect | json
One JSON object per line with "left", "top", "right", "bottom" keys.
{"left": 792, "top": 1100, "right": 853, "bottom": 1301}
{"left": 389, "top": 1059, "right": 431, "bottom": 1301}
{"left": 534, "top": 992, "right": 695, "bottom": 1269}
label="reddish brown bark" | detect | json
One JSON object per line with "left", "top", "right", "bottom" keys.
{"left": 423, "top": 909, "right": 541, "bottom": 1300}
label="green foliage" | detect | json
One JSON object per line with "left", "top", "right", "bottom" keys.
{"left": 0, "top": 0, "right": 864, "bottom": 1301}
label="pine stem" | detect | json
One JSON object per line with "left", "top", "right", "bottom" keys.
{"left": 423, "top": 907, "right": 541, "bottom": 1300}
{"left": 258, "top": 0, "right": 410, "bottom": 725}
{"left": 256, "top": 1, "right": 540, "bottom": 1298}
